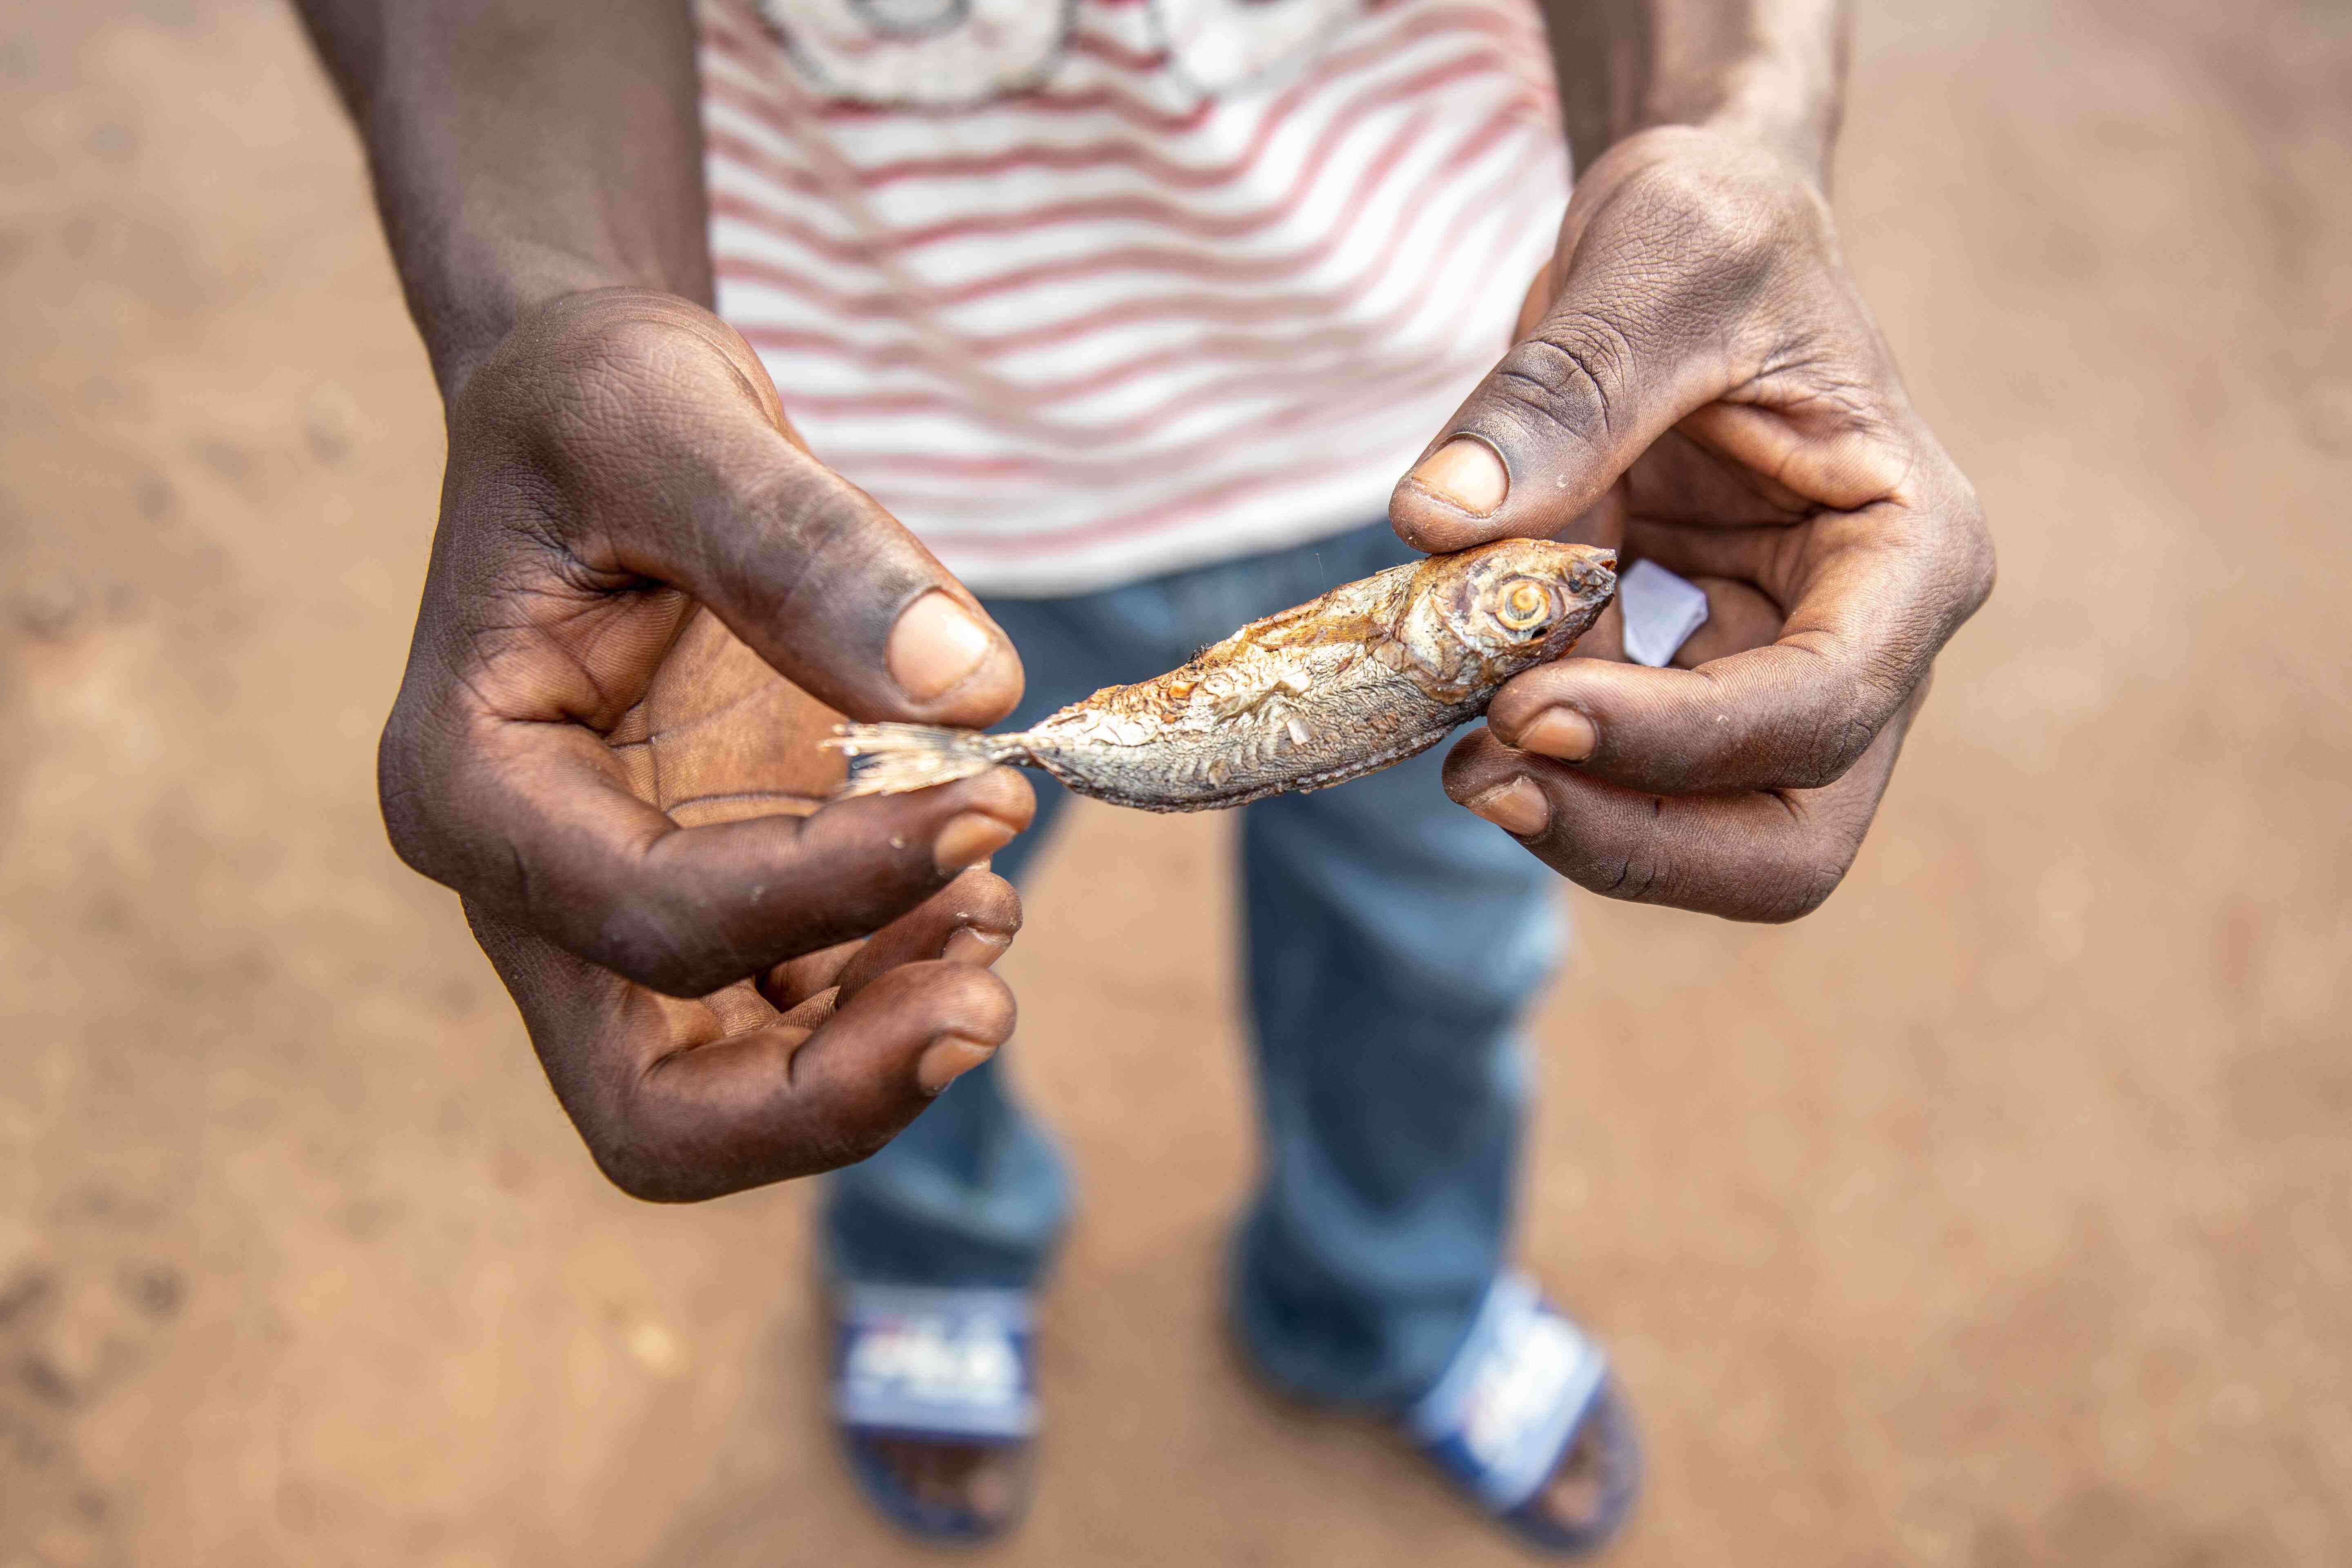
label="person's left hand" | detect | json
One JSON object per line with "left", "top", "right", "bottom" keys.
{"left": 1389, "top": 126, "right": 1994, "bottom": 921}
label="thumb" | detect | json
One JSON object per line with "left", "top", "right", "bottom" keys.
{"left": 1389, "top": 154, "right": 1782, "bottom": 553}
{"left": 464, "top": 290, "right": 1026, "bottom": 729}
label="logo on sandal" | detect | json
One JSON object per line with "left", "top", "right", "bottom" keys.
{"left": 845, "top": 1318, "right": 1023, "bottom": 1405}
{"left": 1456, "top": 1311, "right": 1582, "bottom": 1470}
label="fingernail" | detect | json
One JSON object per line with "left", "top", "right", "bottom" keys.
{"left": 1463, "top": 777, "right": 1550, "bottom": 836}
{"left": 888, "top": 591, "right": 997, "bottom": 702}
{"left": 916, "top": 1033, "right": 997, "bottom": 1095}
{"left": 1409, "top": 438, "right": 1508, "bottom": 516}
{"left": 941, "top": 927, "right": 1011, "bottom": 967}
{"left": 934, "top": 812, "right": 1016, "bottom": 876}
{"left": 1516, "top": 707, "right": 1598, "bottom": 761}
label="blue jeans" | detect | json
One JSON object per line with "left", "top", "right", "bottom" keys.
{"left": 823, "top": 520, "right": 1563, "bottom": 1410}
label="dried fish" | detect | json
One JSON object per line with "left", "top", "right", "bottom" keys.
{"left": 828, "top": 539, "right": 1616, "bottom": 812}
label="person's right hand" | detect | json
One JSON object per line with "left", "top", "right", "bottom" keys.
{"left": 381, "top": 288, "right": 1034, "bottom": 1200}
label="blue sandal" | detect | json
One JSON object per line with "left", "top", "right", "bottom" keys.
{"left": 1407, "top": 1273, "right": 1642, "bottom": 1554}
{"left": 831, "top": 1282, "right": 1039, "bottom": 1543}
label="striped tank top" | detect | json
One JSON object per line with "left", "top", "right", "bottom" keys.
{"left": 700, "top": 0, "right": 1567, "bottom": 594}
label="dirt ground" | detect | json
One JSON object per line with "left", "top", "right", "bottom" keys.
{"left": 2, "top": 0, "right": 2348, "bottom": 1563}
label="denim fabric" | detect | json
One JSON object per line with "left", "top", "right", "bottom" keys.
{"left": 823, "top": 519, "right": 1563, "bottom": 1410}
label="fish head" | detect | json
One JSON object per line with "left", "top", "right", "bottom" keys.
{"left": 1418, "top": 538, "right": 1619, "bottom": 673}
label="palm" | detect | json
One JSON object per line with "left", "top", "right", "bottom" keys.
{"left": 604, "top": 608, "right": 856, "bottom": 1035}
{"left": 1552, "top": 413, "right": 1835, "bottom": 671}
{"left": 461, "top": 593, "right": 1025, "bottom": 1196}
{"left": 1605, "top": 407, "right": 1880, "bottom": 668}
{"left": 613, "top": 605, "right": 844, "bottom": 831}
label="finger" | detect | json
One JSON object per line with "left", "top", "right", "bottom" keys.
{"left": 1578, "top": 599, "right": 1629, "bottom": 663}
{"left": 756, "top": 867, "right": 1021, "bottom": 1011}
{"left": 1621, "top": 423, "right": 1816, "bottom": 526}
{"left": 1389, "top": 147, "right": 1810, "bottom": 552}
{"left": 1486, "top": 482, "right": 1990, "bottom": 793}
{"left": 628, "top": 964, "right": 1014, "bottom": 1198}
{"left": 452, "top": 291, "right": 1023, "bottom": 729}
{"left": 1441, "top": 700, "right": 1917, "bottom": 923}
{"left": 762, "top": 936, "right": 865, "bottom": 1015}
{"left": 474, "top": 902, "right": 1017, "bottom": 1200}
{"left": 390, "top": 704, "right": 1037, "bottom": 995}
{"left": 793, "top": 959, "right": 1016, "bottom": 1121}
{"left": 834, "top": 868, "right": 1022, "bottom": 999}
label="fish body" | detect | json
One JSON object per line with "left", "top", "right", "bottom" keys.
{"left": 829, "top": 539, "right": 1617, "bottom": 812}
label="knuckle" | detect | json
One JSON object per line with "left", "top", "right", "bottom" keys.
{"left": 1761, "top": 654, "right": 1902, "bottom": 790}
{"left": 601, "top": 919, "right": 726, "bottom": 999}
{"left": 951, "top": 870, "right": 1023, "bottom": 932}
{"left": 595, "top": 1072, "right": 871, "bottom": 1200}
{"left": 599, "top": 860, "right": 873, "bottom": 1000}
{"left": 1919, "top": 457, "right": 1996, "bottom": 620}
{"left": 467, "top": 301, "right": 744, "bottom": 488}
{"left": 591, "top": 1146, "right": 687, "bottom": 1203}
{"left": 1562, "top": 803, "right": 1678, "bottom": 905}
{"left": 1956, "top": 507, "right": 1998, "bottom": 617}
{"left": 740, "top": 457, "right": 863, "bottom": 566}
{"left": 740, "top": 468, "right": 923, "bottom": 635}
{"left": 1760, "top": 845, "right": 1855, "bottom": 923}
{"left": 1753, "top": 802, "right": 1870, "bottom": 922}
{"left": 1637, "top": 158, "right": 1748, "bottom": 239}
{"left": 883, "top": 958, "right": 1014, "bottom": 1038}
{"left": 1604, "top": 845, "right": 1675, "bottom": 904}
{"left": 1623, "top": 156, "right": 1782, "bottom": 279}
{"left": 558, "top": 302, "right": 730, "bottom": 410}
{"left": 588, "top": 1129, "right": 722, "bottom": 1204}
{"left": 590, "top": 872, "right": 732, "bottom": 996}
{"left": 563, "top": 1087, "right": 693, "bottom": 1203}
{"left": 596, "top": 832, "right": 801, "bottom": 997}
{"left": 375, "top": 720, "right": 435, "bottom": 873}
{"left": 1800, "top": 691, "right": 1883, "bottom": 787}
{"left": 573, "top": 309, "right": 678, "bottom": 386}
{"left": 810, "top": 1117, "right": 898, "bottom": 1173}
{"left": 945, "top": 962, "right": 1017, "bottom": 1028}
{"left": 376, "top": 787, "right": 437, "bottom": 883}
{"left": 554, "top": 320, "right": 700, "bottom": 444}
{"left": 374, "top": 694, "right": 473, "bottom": 885}
{"left": 1495, "top": 313, "right": 1640, "bottom": 441}
{"left": 1440, "top": 729, "right": 1508, "bottom": 797}
{"left": 1761, "top": 858, "right": 1843, "bottom": 923}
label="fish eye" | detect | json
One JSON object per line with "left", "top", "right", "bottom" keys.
{"left": 1494, "top": 578, "right": 1552, "bottom": 631}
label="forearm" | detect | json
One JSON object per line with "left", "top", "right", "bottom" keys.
{"left": 295, "top": 0, "right": 711, "bottom": 396}
{"left": 1538, "top": 0, "right": 1848, "bottom": 183}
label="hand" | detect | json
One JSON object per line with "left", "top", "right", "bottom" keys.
{"left": 382, "top": 288, "right": 1035, "bottom": 1198}
{"left": 1389, "top": 127, "right": 1993, "bottom": 921}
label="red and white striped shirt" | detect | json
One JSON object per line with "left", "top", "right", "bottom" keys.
{"left": 700, "top": 0, "right": 1566, "bottom": 594}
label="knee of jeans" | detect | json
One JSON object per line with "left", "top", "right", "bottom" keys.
{"left": 1251, "top": 842, "right": 1564, "bottom": 1005}
{"left": 1349, "top": 890, "right": 1565, "bottom": 1019}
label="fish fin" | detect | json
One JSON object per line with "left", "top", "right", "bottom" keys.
{"left": 823, "top": 723, "right": 1023, "bottom": 799}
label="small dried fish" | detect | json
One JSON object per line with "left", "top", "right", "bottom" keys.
{"left": 828, "top": 539, "right": 1617, "bottom": 812}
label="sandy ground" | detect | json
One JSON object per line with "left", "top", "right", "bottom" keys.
{"left": 2, "top": 0, "right": 2349, "bottom": 1563}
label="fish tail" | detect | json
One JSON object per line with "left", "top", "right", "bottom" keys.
{"left": 823, "top": 723, "right": 1031, "bottom": 799}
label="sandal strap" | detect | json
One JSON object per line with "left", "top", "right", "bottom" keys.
{"left": 1407, "top": 1272, "right": 1608, "bottom": 1513}
{"left": 833, "top": 1282, "right": 1038, "bottom": 1443}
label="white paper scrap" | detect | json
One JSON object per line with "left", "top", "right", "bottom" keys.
{"left": 1617, "top": 558, "right": 1710, "bottom": 668}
